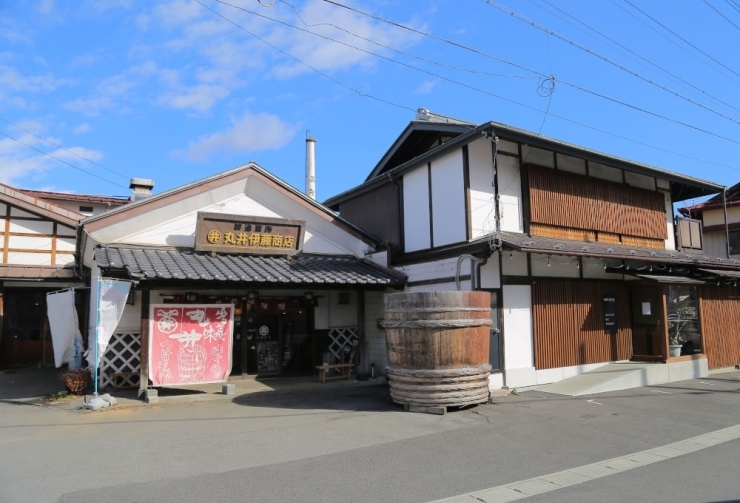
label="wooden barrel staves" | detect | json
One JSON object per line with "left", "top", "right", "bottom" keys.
{"left": 382, "top": 291, "right": 492, "bottom": 407}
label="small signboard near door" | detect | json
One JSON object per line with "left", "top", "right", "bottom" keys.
{"left": 603, "top": 295, "right": 617, "bottom": 335}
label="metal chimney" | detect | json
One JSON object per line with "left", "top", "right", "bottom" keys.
{"left": 305, "top": 136, "right": 316, "bottom": 200}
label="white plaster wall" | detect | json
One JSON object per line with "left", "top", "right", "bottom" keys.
{"left": 502, "top": 284, "right": 533, "bottom": 370}
{"left": 581, "top": 257, "right": 625, "bottom": 280}
{"left": 364, "top": 290, "right": 387, "bottom": 375}
{"left": 8, "top": 219, "right": 53, "bottom": 234}
{"left": 403, "top": 166, "right": 431, "bottom": 252}
{"left": 366, "top": 250, "right": 388, "bottom": 268}
{"left": 663, "top": 191, "right": 675, "bottom": 250}
{"left": 502, "top": 284, "right": 537, "bottom": 388}
{"left": 521, "top": 146, "right": 554, "bottom": 167}
{"left": 59, "top": 224, "right": 76, "bottom": 236}
{"left": 431, "top": 149, "right": 466, "bottom": 247}
{"left": 0, "top": 203, "right": 5, "bottom": 214}
{"left": 57, "top": 237, "right": 76, "bottom": 252}
{"left": 530, "top": 253, "right": 580, "bottom": 278}
{"left": 7, "top": 235, "right": 52, "bottom": 250}
{"left": 9, "top": 207, "right": 37, "bottom": 218}
{"left": 479, "top": 252, "right": 501, "bottom": 289}
{"left": 624, "top": 171, "right": 655, "bottom": 191}
{"left": 395, "top": 257, "right": 469, "bottom": 284}
{"left": 704, "top": 206, "right": 740, "bottom": 227}
{"left": 6, "top": 251, "right": 52, "bottom": 265}
{"left": 657, "top": 178, "right": 670, "bottom": 190}
{"left": 314, "top": 291, "right": 357, "bottom": 329}
{"left": 498, "top": 154, "right": 524, "bottom": 233}
{"left": 55, "top": 254, "right": 75, "bottom": 266}
{"left": 502, "top": 250, "right": 528, "bottom": 276}
{"left": 498, "top": 139, "right": 519, "bottom": 154}
{"left": 556, "top": 153, "right": 586, "bottom": 175}
{"left": 468, "top": 138, "right": 496, "bottom": 240}
{"left": 588, "top": 162, "right": 622, "bottom": 183}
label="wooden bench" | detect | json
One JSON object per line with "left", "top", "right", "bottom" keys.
{"left": 315, "top": 363, "right": 354, "bottom": 383}
{"left": 112, "top": 372, "right": 139, "bottom": 390}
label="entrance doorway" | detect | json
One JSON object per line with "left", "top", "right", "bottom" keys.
{"left": 629, "top": 286, "right": 665, "bottom": 360}
{"left": 1, "top": 289, "right": 51, "bottom": 367}
{"left": 233, "top": 300, "right": 314, "bottom": 377}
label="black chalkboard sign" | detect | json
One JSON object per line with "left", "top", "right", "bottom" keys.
{"left": 603, "top": 295, "right": 617, "bottom": 334}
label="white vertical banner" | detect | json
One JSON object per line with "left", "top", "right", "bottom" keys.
{"left": 46, "top": 290, "right": 83, "bottom": 368}
{"left": 85, "top": 279, "right": 131, "bottom": 368}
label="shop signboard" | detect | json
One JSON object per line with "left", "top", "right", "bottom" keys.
{"left": 194, "top": 212, "right": 305, "bottom": 256}
{"left": 149, "top": 304, "right": 233, "bottom": 386}
{"left": 603, "top": 295, "right": 617, "bottom": 335}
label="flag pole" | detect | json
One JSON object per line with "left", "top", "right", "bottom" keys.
{"left": 94, "top": 274, "right": 101, "bottom": 397}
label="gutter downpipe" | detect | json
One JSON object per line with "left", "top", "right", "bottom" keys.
{"left": 724, "top": 187, "right": 730, "bottom": 258}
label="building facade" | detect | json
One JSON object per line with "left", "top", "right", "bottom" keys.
{"left": 76, "top": 163, "right": 405, "bottom": 393}
{"left": 325, "top": 109, "right": 740, "bottom": 389}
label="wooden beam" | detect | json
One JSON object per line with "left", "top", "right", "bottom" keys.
{"left": 138, "top": 288, "right": 150, "bottom": 397}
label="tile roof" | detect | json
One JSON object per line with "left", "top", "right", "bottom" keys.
{"left": 95, "top": 245, "right": 407, "bottom": 286}
{"left": 495, "top": 231, "right": 740, "bottom": 269}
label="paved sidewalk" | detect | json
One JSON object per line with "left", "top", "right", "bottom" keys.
{"left": 0, "top": 366, "right": 389, "bottom": 412}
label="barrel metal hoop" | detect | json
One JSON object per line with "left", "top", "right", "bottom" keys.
{"left": 386, "top": 364, "right": 492, "bottom": 378}
{"left": 381, "top": 318, "right": 492, "bottom": 329}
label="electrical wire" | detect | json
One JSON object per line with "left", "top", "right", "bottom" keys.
{"left": 0, "top": 117, "right": 130, "bottom": 182}
{"left": 194, "top": 0, "right": 415, "bottom": 114}
{"left": 204, "top": 0, "right": 740, "bottom": 173}
{"left": 0, "top": 131, "right": 129, "bottom": 189}
{"left": 623, "top": 0, "right": 740, "bottom": 82}
{"left": 702, "top": 0, "right": 740, "bottom": 31}
{"left": 533, "top": 0, "right": 740, "bottom": 116}
{"left": 481, "top": 0, "right": 740, "bottom": 127}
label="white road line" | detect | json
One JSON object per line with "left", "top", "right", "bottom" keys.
{"left": 428, "top": 424, "right": 740, "bottom": 503}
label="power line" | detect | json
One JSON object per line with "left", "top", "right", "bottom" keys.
{"left": 533, "top": 0, "right": 740, "bottom": 116}
{"left": 623, "top": 0, "right": 740, "bottom": 82}
{"left": 311, "top": 0, "right": 740, "bottom": 145}
{"left": 194, "top": 0, "right": 416, "bottom": 114}
{"left": 0, "top": 131, "right": 129, "bottom": 189}
{"left": 480, "top": 0, "right": 740, "bottom": 127}
{"left": 702, "top": 0, "right": 740, "bottom": 31}
{"left": 0, "top": 117, "right": 130, "bottom": 182}
{"left": 725, "top": 0, "right": 740, "bottom": 15}
{"left": 206, "top": 1, "right": 740, "bottom": 173}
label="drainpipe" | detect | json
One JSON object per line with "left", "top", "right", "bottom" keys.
{"left": 456, "top": 254, "right": 485, "bottom": 290}
{"left": 723, "top": 187, "right": 730, "bottom": 258}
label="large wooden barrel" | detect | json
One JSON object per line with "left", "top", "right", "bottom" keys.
{"left": 382, "top": 291, "right": 491, "bottom": 407}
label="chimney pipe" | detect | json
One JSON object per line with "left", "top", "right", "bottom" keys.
{"left": 129, "top": 178, "right": 155, "bottom": 202}
{"left": 305, "top": 136, "right": 316, "bottom": 200}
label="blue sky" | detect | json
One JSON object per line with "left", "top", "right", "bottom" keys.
{"left": 2, "top": 0, "right": 740, "bottom": 208}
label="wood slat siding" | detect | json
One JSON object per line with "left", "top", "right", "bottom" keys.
{"left": 699, "top": 285, "right": 740, "bottom": 369}
{"left": 338, "top": 183, "right": 400, "bottom": 246}
{"left": 621, "top": 236, "right": 664, "bottom": 249}
{"left": 530, "top": 223, "right": 596, "bottom": 242}
{"left": 528, "top": 165, "right": 667, "bottom": 240}
{"left": 533, "top": 280, "right": 632, "bottom": 370}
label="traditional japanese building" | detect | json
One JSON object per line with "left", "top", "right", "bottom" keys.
{"left": 0, "top": 184, "right": 84, "bottom": 368}
{"left": 324, "top": 109, "right": 740, "bottom": 390}
{"left": 76, "top": 163, "right": 405, "bottom": 394}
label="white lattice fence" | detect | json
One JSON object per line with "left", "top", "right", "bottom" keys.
{"left": 328, "top": 327, "right": 358, "bottom": 367}
{"left": 99, "top": 332, "right": 141, "bottom": 390}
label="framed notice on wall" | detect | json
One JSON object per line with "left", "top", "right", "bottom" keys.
{"left": 603, "top": 295, "right": 617, "bottom": 335}
{"left": 148, "top": 304, "right": 233, "bottom": 386}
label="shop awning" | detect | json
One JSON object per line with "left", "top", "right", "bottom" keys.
{"left": 698, "top": 268, "right": 740, "bottom": 279}
{"left": 630, "top": 274, "right": 705, "bottom": 284}
{"left": 94, "top": 244, "right": 407, "bottom": 287}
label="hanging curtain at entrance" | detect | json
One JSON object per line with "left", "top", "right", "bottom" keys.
{"left": 46, "top": 290, "right": 83, "bottom": 368}
{"left": 85, "top": 279, "right": 131, "bottom": 368}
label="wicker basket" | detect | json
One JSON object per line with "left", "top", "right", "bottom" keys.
{"left": 61, "top": 369, "right": 92, "bottom": 395}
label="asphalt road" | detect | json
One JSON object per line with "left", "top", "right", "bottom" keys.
{"left": 1, "top": 371, "right": 739, "bottom": 503}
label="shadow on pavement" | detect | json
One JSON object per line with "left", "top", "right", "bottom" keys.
{"left": 0, "top": 367, "right": 67, "bottom": 401}
{"left": 232, "top": 383, "right": 396, "bottom": 413}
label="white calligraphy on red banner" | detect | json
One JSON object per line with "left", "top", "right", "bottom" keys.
{"left": 149, "top": 304, "right": 233, "bottom": 386}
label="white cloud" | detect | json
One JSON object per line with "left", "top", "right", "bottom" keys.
{"left": 74, "top": 123, "right": 91, "bottom": 134}
{"left": 0, "top": 65, "right": 72, "bottom": 92}
{"left": 0, "top": 127, "right": 103, "bottom": 187}
{"left": 414, "top": 81, "right": 436, "bottom": 94}
{"left": 64, "top": 96, "right": 114, "bottom": 116}
{"left": 158, "top": 84, "right": 230, "bottom": 113}
{"left": 179, "top": 111, "right": 297, "bottom": 161}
